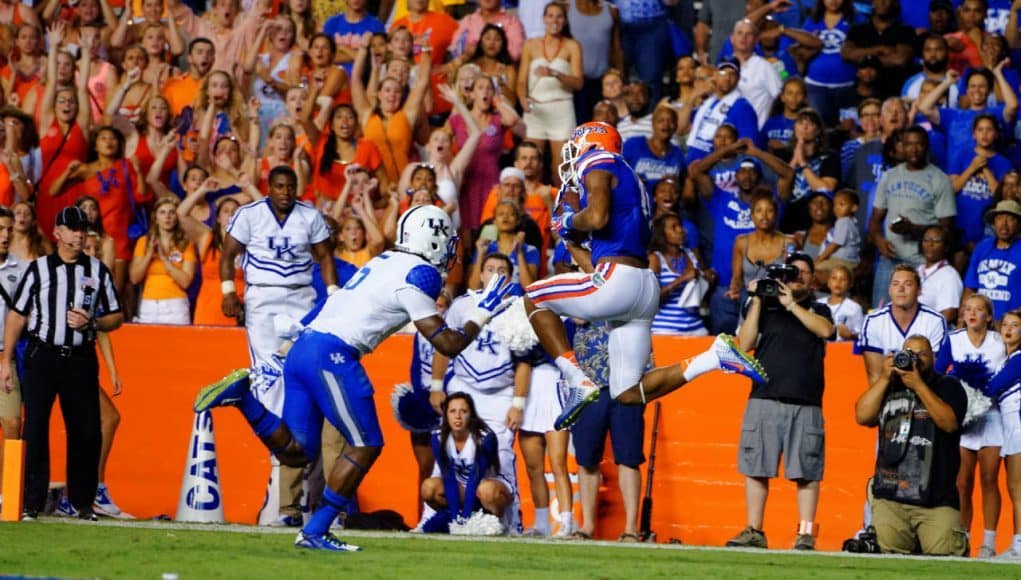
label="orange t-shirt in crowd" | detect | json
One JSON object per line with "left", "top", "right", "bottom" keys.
{"left": 390, "top": 11, "right": 459, "bottom": 115}
{"left": 311, "top": 138, "right": 384, "bottom": 202}
{"left": 480, "top": 186, "right": 553, "bottom": 275}
{"left": 162, "top": 74, "right": 201, "bottom": 116}
{"left": 193, "top": 238, "right": 245, "bottom": 326}
{"left": 0, "top": 165, "right": 14, "bottom": 208}
{"left": 362, "top": 109, "right": 412, "bottom": 184}
{"left": 338, "top": 246, "right": 372, "bottom": 268}
{"left": 133, "top": 235, "right": 197, "bottom": 300}
{"left": 72, "top": 160, "right": 152, "bottom": 260}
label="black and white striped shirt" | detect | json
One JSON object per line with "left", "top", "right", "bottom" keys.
{"left": 11, "top": 254, "right": 120, "bottom": 347}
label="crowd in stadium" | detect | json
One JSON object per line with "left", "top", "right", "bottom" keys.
{"left": 0, "top": 0, "right": 1020, "bottom": 557}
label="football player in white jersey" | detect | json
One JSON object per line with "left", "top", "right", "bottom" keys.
{"left": 937, "top": 294, "right": 1006, "bottom": 558}
{"left": 195, "top": 205, "right": 515, "bottom": 552}
{"left": 219, "top": 166, "right": 338, "bottom": 527}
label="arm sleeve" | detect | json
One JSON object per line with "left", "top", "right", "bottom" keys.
{"left": 97, "top": 262, "right": 122, "bottom": 315}
{"left": 395, "top": 286, "right": 440, "bottom": 322}
{"left": 225, "top": 207, "right": 252, "bottom": 245}
{"left": 308, "top": 210, "right": 332, "bottom": 244}
{"left": 984, "top": 356, "right": 1021, "bottom": 398}
{"left": 11, "top": 261, "right": 38, "bottom": 317}
{"left": 932, "top": 173, "right": 957, "bottom": 219}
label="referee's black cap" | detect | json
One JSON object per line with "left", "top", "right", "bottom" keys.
{"left": 55, "top": 206, "right": 89, "bottom": 231}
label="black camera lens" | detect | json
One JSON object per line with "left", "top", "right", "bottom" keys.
{"left": 892, "top": 350, "right": 916, "bottom": 371}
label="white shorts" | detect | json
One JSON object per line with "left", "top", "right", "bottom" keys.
{"left": 961, "top": 408, "right": 1004, "bottom": 451}
{"left": 523, "top": 99, "right": 575, "bottom": 142}
{"left": 244, "top": 284, "right": 316, "bottom": 366}
{"left": 245, "top": 284, "right": 316, "bottom": 415}
{"left": 136, "top": 297, "right": 191, "bottom": 325}
{"left": 1000, "top": 393, "right": 1021, "bottom": 456}
{"left": 526, "top": 262, "right": 659, "bottom": 398}
{"left": 521, "top": 363, "right": 563, "bottom": 434}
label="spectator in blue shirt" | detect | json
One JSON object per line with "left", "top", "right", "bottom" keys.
{"left": 322, "top": 0, "right": 385, "bottom": 76}
{"left": 917, "top": 64, "right": 1018, "bottom": 164}
{"left": 801, "top": 0, "right": 859, "bottom": 126}
{"left": 623, "top": 106, "right": 685, "bottom": 192}
{"left": 762, "top": 77, "right": 807, "bottom": 157}
{"left": 949, "top": 113, "right": 1012, "bottom": 260}
{"left": 964, "top": 200, "right": 1021, "bottom": 320}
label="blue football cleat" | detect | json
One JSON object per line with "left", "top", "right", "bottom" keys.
{"left": 193, "top": 369, "right": 251, "bottom": 412}
{"left": 294, "top": 531, "right": 362, "bottom": 552}
{"left": 714, "top": 334, "right": 769, "bottom": 384}
{"left": 554, "top": 379, "right": 599, "bottom": 431}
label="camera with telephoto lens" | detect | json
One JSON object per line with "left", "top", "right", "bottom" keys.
{"left": 753, "top": 264, "right": 800, "bottom": 298}
{"left": 892, "top": 349, "right": 918, "bottom": 371}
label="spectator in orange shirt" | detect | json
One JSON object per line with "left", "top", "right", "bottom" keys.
{"left": 162, "top": 37, "right": 215, "bottom": 116}
{"left": 129, "top": 196, "right": 196, "bottom": 324}
{"left": 390, "top": 0, "right": 459, "bottom": 115}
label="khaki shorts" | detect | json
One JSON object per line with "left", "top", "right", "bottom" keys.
{"left": 738, "top": 398, "right": 825, "bottom": 481}
{"left": 0, "top": 370, "right": 21, "bottom": 418}
{"left": 871, "top": 498, "right": 969, "bottom": 556}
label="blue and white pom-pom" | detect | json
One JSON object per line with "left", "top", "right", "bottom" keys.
{"left": 391, "top": 383, "right": 441, "bottom": 433}
{"left": 449, "top": 510, "right": 505, "bottom": 536}
{"left": 960, "top": 381, "right": 993, "bottom": 428}
{"left": 487, "top": 296, "right": 539, "bottom": 356}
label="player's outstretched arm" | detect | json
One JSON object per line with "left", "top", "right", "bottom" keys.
{"left": 414, "top": 275, "right": 514, "bottom": 357}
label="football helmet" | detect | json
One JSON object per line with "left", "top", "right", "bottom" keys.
{"left": 558, "top": 121, "right": 622, "bottom": 188}
{"left": 395, "top": 205, "right": 458, "bottom": 269}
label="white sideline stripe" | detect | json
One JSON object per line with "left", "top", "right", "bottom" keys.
{"left": 35, "top": 520, "right": 1021, "bottom": 565}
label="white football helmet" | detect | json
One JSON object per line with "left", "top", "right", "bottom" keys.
{"left": 395, "top": 205, "right": 457, "bottom": 269}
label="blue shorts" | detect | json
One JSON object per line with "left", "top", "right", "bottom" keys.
{"left": 282, "top": 331, "right": 383, "bottom": 460}
{"left": 572, "top": 388, "right": 645, "bottom": 468}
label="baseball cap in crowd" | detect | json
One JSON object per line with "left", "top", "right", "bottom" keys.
{"left": 718, "top": 56, "right": 741, "bottom": 75}
{"left": 499, "top": 166, "right": 526, "bottom": 184}
{"left": 805, "top": 189, "right": 834, "bottom": 202}
{"left": 929, "top": 0, "right": 953, "bottom": 12}
{"left": 985, "top": 199, "right": 1021, "bottom": 224}
{"left": 737, "top": 155, "right": 763, "bottom": 175}
{"left": 56, "top": 206, "right": 89, "bottom": 231}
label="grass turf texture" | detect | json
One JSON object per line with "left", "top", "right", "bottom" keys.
{"left": 0, "top": 521, "right": 1017, "bottom": 579}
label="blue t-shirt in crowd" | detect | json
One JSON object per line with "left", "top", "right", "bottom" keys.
{"left": 937, "top": 105, "right": 1007, "bottom": 162}
{"left": 709, "top": 189, "right": 755, "bottom": 287}
{"left": 964, "top": 236, "right": 1021, "bottom": 319}
{"left": 622, "top": 136, "right": 685, "bottom": 191}
{"left": 475, "top": 240, "right": 540, "bottom": 286}
{"left": 803, "top": 17, "right": 857, "bottom": 86}
{"left": 762, "top": 115, "right": 794, "bottom": 147}
{"left": 948, "top": 151, "right": 1011, "bottom": 244}
{"left": 322, "top": 14, "right": 386, "bottom": 75}
{"left": 951, "top": 0, "right": 1016, "bottom": 35}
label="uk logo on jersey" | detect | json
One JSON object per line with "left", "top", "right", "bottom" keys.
{"left": 330, "top": 352, "right": 347, "bottom": 365}
{"left": 476, "top": 330, "right": 498, "bottom": 355}
{"left": 269, "top": 236, "right": 298, "bottom": 260}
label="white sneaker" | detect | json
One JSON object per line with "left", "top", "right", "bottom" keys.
{"left": 978, "top": 545, "right": 996, "bottom": 559}
{"left": 267, "top": 514, "right": 303, "bottom": 528}
{"left": 996, "top": 547, "right": 1021, "bottom": 560}
{"left": 553, "top": 521, "right": 575, "bottom": 539}
{"left": 93, "top": 483, "right": 124, "bottom": 517}
{"left": 522, "top": 527, "right": 549, "bottom": 538}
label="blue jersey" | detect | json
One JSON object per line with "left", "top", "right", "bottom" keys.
{"left": 803, "top": 17, "right": 856, "bottom": 87}
{"left": 576, "top": 149, "right": 653, "bottom": 263}
{"left": 964, "top": 237, "right": 1021, "bottom": 320}
{"left": 762, "top": 115, "right": 795, "bottom": 146}
{"left": 948, "top": 152, "right": 1010, "bottom": 244}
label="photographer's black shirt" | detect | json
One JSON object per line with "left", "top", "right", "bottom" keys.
{"left": 873, "top": 373, "right": 967, "bottom": 509}
{"left": 743, "top": 296, "right": 832, "bottom": 406}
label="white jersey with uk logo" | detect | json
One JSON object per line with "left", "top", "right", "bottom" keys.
{"left": 857, "top": 303, "right": 950, "bottom": 356}
{"left": 445, "top": 290, "right": 516, "bottom": 392}
{"left": 307, "top": 251, "right": 442, "bottom": 354}
{"left": 226, "top": 199, "right": 331, "bottom": 287}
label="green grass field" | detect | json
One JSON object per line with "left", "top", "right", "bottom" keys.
{"left": 0, "top": 521, "right": 1018, "bottom": 579}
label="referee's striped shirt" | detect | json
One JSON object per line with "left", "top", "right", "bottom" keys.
{"left": 11, "top": 254, "right": 120, "bottom": 347}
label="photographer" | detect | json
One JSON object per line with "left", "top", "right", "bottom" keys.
{"left": 727, "top": 253, "right": 833, "bottom": 550}
{"left": 854, "top": 335, "right": 968, "bottom": 556}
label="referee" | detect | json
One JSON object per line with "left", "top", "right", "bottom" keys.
{"left": 0, "top": 206, "right": 123, "bottom": 520}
